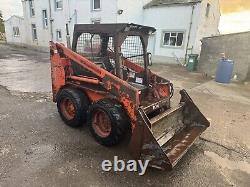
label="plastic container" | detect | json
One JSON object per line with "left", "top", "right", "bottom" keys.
{"left": 187, "top": 54, "right": 199, "bottom": 72}
{"left": 215, "top": 59, "right": 234, "bottom": 84}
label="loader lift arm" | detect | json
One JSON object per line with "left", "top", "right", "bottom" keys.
{"left": 50, "top": 41, "right": 139, "bottom": 125}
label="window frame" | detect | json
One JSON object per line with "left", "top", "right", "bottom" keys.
{"left": 55, "top": 0, "right": 63, "bottom": 11}
{"left": 13, "top": 27, "right": 20, "bottom": 37}
{"left": 31, "top": 24, "right": 38, "bottom": 41}
{"left": 29, "top": 0, "right": 35, "bottom": 17}
{"left": 56, "top": 29, "right": 62, "bottom": 41}
{"left": 42, "top": 9, "right": 48, "bottom": 29}
{"left": 161, "top": 30, "right": 185, "bottom": 48}
{"left": 92, "top": 0, "right": 101, "bottom": 11}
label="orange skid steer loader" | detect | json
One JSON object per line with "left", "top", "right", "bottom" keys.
{"left": 50, "top": 24, "right": 209, "bottom": 170}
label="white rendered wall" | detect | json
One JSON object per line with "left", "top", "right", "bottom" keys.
{"left": 22, "top": 0, "right": 118, "bottom": 47}
{"left": 117, "top": 0, "right": 151, "bottom": 24}
{"left": 4, "top": 16, "right": 26, "bottom": 45}
{"left": 15, "top": 0, "right": 220, "bottom": 61}
{"left": 143, "top": 4, "right": 202, "bottom": 63}
{"left": 193, "top": 0, "right": 220, "bottom": 54}
{"left": 22, "top": 0, "right": 51, "bottom": 47}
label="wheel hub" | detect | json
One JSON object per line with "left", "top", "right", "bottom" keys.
{"left": 60, "top": 98, "right": 76, "bottom": 120}
{"left": 92, "top": 109, "right": 112, "bottom": 138}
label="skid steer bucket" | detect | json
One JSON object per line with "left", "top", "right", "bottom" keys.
{"left": 129, "top": 90, "right": 210, "bottom": 170}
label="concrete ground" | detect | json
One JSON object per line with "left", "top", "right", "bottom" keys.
{"left": 0, "top": 43, "right": 249, "bottom": 187}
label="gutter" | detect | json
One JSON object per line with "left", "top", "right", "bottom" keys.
{"left": 48, "top": 0, "right": 53, "bottom": 41}
{"left": 143, "top": 1, "right": 201, "bottom": 9}
{"left": 184, "top": 5, "right": 195, "bottom": 63}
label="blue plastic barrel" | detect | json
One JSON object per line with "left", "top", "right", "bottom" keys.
{"left": 215, "top": 60, "right": 234, "bottom": 84}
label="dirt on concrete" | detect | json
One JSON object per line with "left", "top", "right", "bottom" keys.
{"left": 0, "top": 44, "right": 51, "bottom": 93}
{"left": 0, "top": 43, "right": 250, "bottom": 187}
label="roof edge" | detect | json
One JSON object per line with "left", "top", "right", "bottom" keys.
{"left": 4, "top": 15, "right": 24, "bottom": 22}
{"left": 202, "top": 31, "right": 250, "bottom": 40}
{"left": 143, "top": 1, "right": 202, "bottom": 9}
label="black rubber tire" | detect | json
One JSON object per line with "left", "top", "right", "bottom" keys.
{"left": 88, "top": 99, "right": 129, "bottom": 146}
{"left": 56, "top": 88, "right": 89, "bottom": 128}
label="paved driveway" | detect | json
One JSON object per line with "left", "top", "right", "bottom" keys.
{"left": 0, "top": 43, "right": 249, "bottom": 187}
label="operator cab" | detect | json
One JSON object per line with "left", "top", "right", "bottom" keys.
{"left": 71, "top": 23, "right": 156, "bottom": 88}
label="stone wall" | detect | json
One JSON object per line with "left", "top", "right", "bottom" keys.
{"left": 199, "top": 31, "right": 250, "bottom": 81}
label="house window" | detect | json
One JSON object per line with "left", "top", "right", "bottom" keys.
{"left": 91, "top": 18, "right": 101, "bottom": 24}
{"left": 31, "top": 24, "right": 38, "bottom": 40}
{"left": 92, "top": 0, "right": 101, "bottom": 10}
{"left": 206, "top": 3, "right": 211, "bottom": 17}
{"left": 13, "top": 27, "right": 20, "bottom": 37}
{"left": 56, "top": 30, "right": 62, "bottom": 41}
{"left": 29, "top": 0, "right": 35, "bottom": 17}
{"left": 42, "top": 10, "right": 48, "bottom": 28}
{"left": 55, "top": 0, "right": 63, "bottom": 10}
{"left": 162, "top": 31, "right": 184, "bottom": 47}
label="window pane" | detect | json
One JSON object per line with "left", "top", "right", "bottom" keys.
{"left": 171, "top": 32, "right": 177, "bottom": 37}
{"left": 43, "top": 10, "right": 48, "bottom": 27}
{"left": 94, "top": 0, "right": 101, "bottom": 9}
{"left": 43, "top": 10, "right": 47, "bottom": 18}
{"left": 34, "top": 29, "right": 37, "bottom": 39}
{"left": 163, "top": 33, "right": 170, "bottom": 45}
{"left": 30, "top": 0, "right": 35, "bottom": 16}
{"left": 29, "top": 0, "right": 34, "bottom": 8}
{"left": 56, "top": 30, "right": 62, "bottom": 41}
{"left": 56, "top": 0, "right": 63, "bottom": 9}
{"left": 170, "top": 37, "right": 176, "bottom": 46}
{"left": 15, "top": 27, "right": 20, "bottom": 36}
{"left": 13, "top": 27, "right": 17, "bottom": 36}
{"left": 58, "top": 1, "right": 62, "bottom": 8}
{"left": 32, "top": 24, "right": 37, "bottom": 40}
{"left": 177, "top": 33, "right": 184, "bottom": 46}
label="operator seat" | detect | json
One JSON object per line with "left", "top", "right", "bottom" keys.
{"left": 101, "top": 56, "right": 114, "bottom": 73}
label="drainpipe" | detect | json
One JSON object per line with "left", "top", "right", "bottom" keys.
{"left": 66, "top": 23, "right": 71, "bottom": 48}
{"left": 185, "top": 5, "right": 195, "bottom": 63}
{"left": 48, "top": 0, "right": 54, "bottom": 41}
{"left": 66, "top": 0, "right": 71, "bottom": 48}
{"left": 74, "top": 9, "right": 78, "bottom": 24}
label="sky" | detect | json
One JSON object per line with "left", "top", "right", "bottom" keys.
{"left": 219, "top": 0, "right": 250, "bottom": 33}
{"left": 0, "top": 0, "right": 250, "bottom": 34}
{"left": 0, "top": 0, "right": 22, "bottom": 19}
